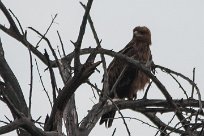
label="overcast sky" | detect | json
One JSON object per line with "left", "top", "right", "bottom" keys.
{"left": 0, "top": 0, "right": 204, "bottom": 136}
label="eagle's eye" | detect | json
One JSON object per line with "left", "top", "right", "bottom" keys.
{"left": 134, "top": 30, "right": 143, "bottom": 37}
{"left": 134, "top": 30, "right": 139, "bottom": 35}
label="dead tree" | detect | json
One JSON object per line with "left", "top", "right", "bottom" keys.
{"left": 0, "top": 1, "right": 204, "bottom": 136}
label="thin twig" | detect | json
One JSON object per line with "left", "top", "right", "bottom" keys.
{"left": 170, "top": 113, "right": 193, "bottom": 135}
{"left": 155, "top": 65, "right": 202, "bottom": 112}
{"left": 28, "top": 41, "right": 34, "bottom": 115}
{"left": 107, "top": 97, "right": 131, "bottom": 136}
{"left": 35, "top": 59, "right": 52, "bottom": 108}
{"left": 0, "top": 1, "right": 20, "bottom": 34}
{"left": 8, "top": 9, "right": 24, "bottom": 35}
{"left": 86, "top": 80, "right": 101, "bottom": 98}
{"left": 118, "top": 116, "right": 158, "bottom": 129}
{"left": 156, "top": 112, "right": 177, "bottom": 135}
{"left": 4, "top": 116, "right": 11, "bottom": 123}
{"left": 0, "top": 120, "right": 9, "bottom": 125}
{"left": 112, "top": 128, "right": 116, "bottom": 136}
{"left": 44, "top": 49, "right": 58, "bottom": 102}
{"left": 167, "top": 113, "right": 177, "bottom": 128}
{"left": 88, "top": 81, "right": 97, "bottom": 99}
{"left": 57, "top": 30, "right": 66, "bottom": 56}
{"left": 28, "top": 27, "right": 68, "bottom": 90}
{"left": 143, "top": 81, "right": 152, "bottom": 99}
{"left": 28, "top": 27, "right": 59, "bottom": 63}
{"left": 36, "top": 14, "right": 58, "bottom": 48}
{"left": 199, "top": 126, "right": 204, "bottom": 136}
{"left": 169, "top": 73, "right": 189, "bottom": 99}
{"left": 167, "top": 123, "right": 190, "bottom": 136}
{"left": 110, "top": 65, "right": 127, "bottom": 97}
{"left": 35, "top": 116, "right": 42, "bottom": 123}
{"left": 57, "top": 45, "right": 62, "bottom": 59}
{"left": 191, "top": 68, "right": 195, "bottom": 98}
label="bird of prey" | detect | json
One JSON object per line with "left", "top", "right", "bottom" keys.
{"left": 99, "top": 26, "right": 153, "bottom": 127}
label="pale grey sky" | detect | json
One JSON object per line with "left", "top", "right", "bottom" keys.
{"left": 0, "top": 0, "right": 204, "bottom": 136}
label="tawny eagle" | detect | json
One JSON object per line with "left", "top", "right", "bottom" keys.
{"left": 99, "top": 26, "right": 153, "bottom": 127}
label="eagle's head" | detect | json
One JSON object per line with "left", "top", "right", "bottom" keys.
{"left": 133, "top": 26, "right": 151, "bottom": 45}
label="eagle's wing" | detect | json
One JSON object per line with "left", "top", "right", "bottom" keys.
{"left": 100, "top": 41, "right": 138, "bottom": 127}
{"left": 107, "top": 40, "right": 139, "bottom": 98}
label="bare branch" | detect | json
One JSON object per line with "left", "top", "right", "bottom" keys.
{"left": 35, "top": 59, "right": 52, "bottom": 108}
{"left": 0, "top": 1, "right": 20, "bottom": 34}
{"left": 8, "top": 9, "right": 24, "bottom": 35}
{"left": 73, "top": 0, "right": 94, "bottom": 75}
{"left": 117, "top": 116, "right": 159, "bottom": 130}
{"left": 0, "top": 116, "right": 63, "bottom": 136}
{"left": 28, "top": 41, "right": 34, "bottom": 116}
{"left": 112, "top": 128, "right": 116, "bottom": 136}
{"left": 57, "top": 30, "right": 66, "bottom": 57}
{"left": 63, "top": 47, "right": 195, "bottom": 132}
{"left": 0, "top": 118, "right": 25, "bottom": 135}
{"left": 36, "top": 14, "right": 58, "bottom": 48}
{"left": 191, "top": 68, "right": 196, "bottom": 98}
{"left": 0, "top": 1, "right": 52, "bottom": 69}
{"left": 110, "top": 65, "right": 127, "bottom": 97}
{"left": 58, "top": 59, "right": 78, "bottom": 135}
{"left": 28, "top": 27, "right": 59, "bottom": 62}
{"left": 86, "top": 80, "right": 101, "bottom": 97}
{"left": 1, "top": 1, "right": 204, "bottom": 135}
{"left": 28, "top": 27, "right": 71, "bottom": 91}
{"left": 4, "top": 115, "right": 11, "bottom": 123}
{"left": 1, "top": 89, "right": 24, "bottom": 118}
{"left": 108, "top": 98, "right": 131, "bottom": 136}
{"left": 143, "top": 81, "right": 152, "bottom": 99}
{"left": 0, "top": 38, "right": 29, "bottom": 116}
{"left": 44, "top": 50, "right": 57, "bottom": 102}
{"left": 44, "top": 61, "right": 101, "bottom": 131}
{"left": 0, "top": 120, "right": 9, "bottom": 125}
{"left": 79, "top": 98, "right": 204, "bottom": 135}
{"left": 155, "top": 65, "right": 203, "bottom": 112}
{"left": 169, "top": 73, "right": 189, "bottom": 99}
{"left": 80, "top": 2, "right": 109, "bottom": 98}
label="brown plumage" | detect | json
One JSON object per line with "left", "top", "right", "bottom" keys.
{"left": 99, "top": 26, "right": 153, "bottom": 127}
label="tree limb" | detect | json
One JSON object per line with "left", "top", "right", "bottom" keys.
{"left": 73, "top": 0, "right": 94, "bottom": 75}
{"left": 79, "top": 99, "right": 204, "bottom": 135}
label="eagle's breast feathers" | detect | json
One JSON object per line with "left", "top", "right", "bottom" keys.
{"left": 107, "top": 41, "right": 151, "bottom": 100}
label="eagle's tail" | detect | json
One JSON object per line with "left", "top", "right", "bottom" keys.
{"left": 99, "top": 111, "right": 116, "bottom": 128}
